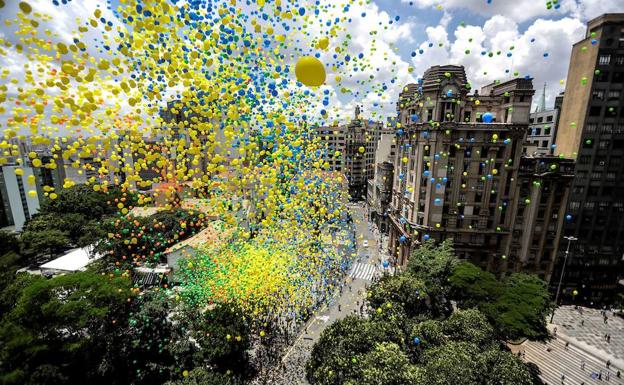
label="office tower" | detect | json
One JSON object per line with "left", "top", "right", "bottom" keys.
{"left": 388, "top": 64, "right": 574, "bottom": 281}
{"left": 0, "top": 163, "right": 40, "bottom": 231}
{"left": 367, "top": 133, "right": 396, "bottom": 233}
{"left": 316, "top": 106, "right": 390, "bottom": 200}
{"left": 525, "top": 84, "right": 558, "bottom": 155}
{"left": 553, "top": 13, "right": 624, "bottom": 304}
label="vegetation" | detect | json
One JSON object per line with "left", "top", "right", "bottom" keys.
{"left": 19, "top": 185, "right": 134, "bottom": 262}
{"left": 306, "top": 241, "right": 545, "bottom": 385}
{"left": 0, "top": 271, "right": 254, "bottom": 385}
{"left": 450, "top": 261, "right": 553, "bottom": 341}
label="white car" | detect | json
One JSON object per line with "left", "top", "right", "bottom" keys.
{"left": 363, "top": 240, "right": 369, "bottom": 247}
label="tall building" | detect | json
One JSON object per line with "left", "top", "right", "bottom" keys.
{"left": 316, "top": 106, "right": 390, "bottom": 200}
{"left": 553, "top": 13, "right": 624, "bottom": 305}
{"left": 525, "top": 84, "right": 559, "bottom": 155}
{"left": 367, "top": 133, "right": 396, "bottom": 233}
{"left": 387, "top": 65, "right": 574, "bottom": 281}
{"left": 0, "top": 163, "right": 40, "bottom": 231}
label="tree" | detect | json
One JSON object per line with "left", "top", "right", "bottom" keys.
{"left": 449, "top": 261, "right": 503, "bottom": 307}
{"left": 449, "top": 261, "right": 553, "bottom": 341}
{"left": 359, "top": 342, "right": 423, "bottom": 385}
{"left": 306, "top": 316, "right": 409, "bottom": 385}
{"left": 19, "top": 228, "right": 71, "bottom": 261}
{"left": 421, "top": 341, "right": 483, "bottom": 385}
{"left": 367, "top": 273, "right": 433, "bottom": 320}
{"left": 477, "top": 348, "right": 534, "bottom": 385}
{"left": 442, "top": 309, "right": 495, "bottom": 348}
{"left": 0, "top": 271, "right": 133, "bottom": 385}
{"left": 163, "top": 367, "right": 242, "bottom": 385}
{"left": 485, "top": 273, "right": 553, "bottom": 341}
{"left": 184, "top": 303, "right": 252, "bottom": 375}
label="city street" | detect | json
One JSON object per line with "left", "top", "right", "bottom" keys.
{"left": 261, "top": 203, "right": 390, "bottom": 384}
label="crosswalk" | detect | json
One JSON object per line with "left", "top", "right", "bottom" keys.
{"left": 520, "top": 337, "right": 622, "bottom": 385}
{"left": 349, "top": 262, "right": 377, "bottom": 281}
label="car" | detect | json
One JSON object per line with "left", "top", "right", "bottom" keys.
{"left": 363, "top": 240, "right": 369, "bottom": 247}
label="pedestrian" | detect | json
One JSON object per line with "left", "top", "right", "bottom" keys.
{"left": 607, "top": 334, "right": 611, "bottom": 343}
{"left": 607, "top": 360, "right": 611, "bottom": 369}
{"left": 605, "top": 333, "right": 609, "bottom": 340}
{"left": 581, "top": 360, "right": 586, "bottom": 370}
{"left": 599, "top": 371, "right": 603, "bottom": 380}
{"left": 606, "top": 371, "right": 610, "bottom": 381}
{"left": 561, "top": 374, "right": 565, "bottom": 384}
{"left": 581, "top": 319, "right": 584, "bottom": 327}
{"left": 554, "top": 327, "right": 558, "bottom": 337}
{"left": 338, "top": 304, "right": 341, "bottom": 312}
{"left": 616, "top": 370, "right": 620, "bottom": 378}
{"left": 565, "top": 342, "right": 569, "bottom": 350}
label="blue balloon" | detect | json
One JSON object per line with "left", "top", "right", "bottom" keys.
{"left": 423, "top": 234, "right": 430, "bottom": 241}
{"left": 383, "top": 260, "right": 390, "bottom": 268}
{"left": 399, "top": 235, "right": 407, "bottom": 242}
{"left": 482, "top": 112, "right": 494, "bottom": 123}
{"left": 566, "top": 214, "right": 572, "bottom": 221}
{"left": 411, "top": 114, "right": 419, "bottom": 122}
{"left": 434, "top": 198, "right": 442, "bottom": 206}
{"left": 413, "top": 337, "right": 421, "bottom": 345}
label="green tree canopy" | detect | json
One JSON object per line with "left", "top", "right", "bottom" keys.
{"left": 0, "top": 271, "right": 133, "bottom": 385}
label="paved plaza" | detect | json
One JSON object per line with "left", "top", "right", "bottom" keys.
{"left": 552, "top": 305, "right": 624, "bottom": 368}
{"left": 511, "top": 305, "right": 624, "bottom": 385}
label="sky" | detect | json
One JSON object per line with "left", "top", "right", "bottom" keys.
{"left": 0, "top": 0, "right": 623, "bottom": 126}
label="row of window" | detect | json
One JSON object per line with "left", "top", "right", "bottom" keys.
{"left": 585, "top": 123, "right": 624, "bottom": 133}
{"left": 591, "top": 89, "right": 621, "bottom": 100}
{"left": 529, "top": 115, "right": 554, "bottom": 124}
{"left": 528, "top": 127, "right": 552, "bottom": 136}
{"left": 598, "top": 53, "right": 624, "bottom": 66}
{"left": 569, "top": 201, "right": 624, "bottom": 211}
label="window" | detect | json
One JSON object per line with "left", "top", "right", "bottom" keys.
{"left": 596, "top": 71, "right": 610, "bottom": 82}
{"left": 599, "top": 140, "right": 609, "bottom": 149}
{"left": 546, "top": 115, "right": 553, "bottom": 122}
{"left": 586, "top": 123, "right": 598, "bottom": 133}
{"left": 541, "top": 140, "right": 549, "bottom": 148}
{"left": 537, "top": 117, "right": 544, "bottom": 123}
{"left": 614, "top": 72, "right": 624, "bottom": 83}
{"left": 616, "top": 55, "right": 624, "bottom": 66}
{"left": 544, "top": 127, "right": 551, "bottom": 135}
{"left": 589, "top": 106, "right": 602, "bottom": 117}
{"left": 533, "top": 127, "right": 541, "bottom": 135}
{"left": 608, "top": 90, "right": 621, "bottom": 100}
{"left": 579, "top": 155, "right": 591, "bottom": 164}
{"left": 599, "top": 54, "right": 611, "bottom": 65}
{"left": 569, "top": 201, "right": 580, "bottom": 210}
{"left": 602, "top": 124, "right": 614, "bottom": 133}
{"left": 593, "top": 89, "right": 605, "bottom": 100}
{"left": 529, "top": 118, "right": 534, "bottom": 123}
{"left": 606, "top": 172, "right": 616, "bottom": 180}
{"left": 584, "top": 201, "right": 595, "bottom": 209}
{"left": 607, "top": 106, "right": 618, "bottom": 117}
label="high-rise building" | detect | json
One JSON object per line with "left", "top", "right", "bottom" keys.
{"left": 525, "top": 84, "right": 559, "bottom": 155}
{"left": 316, "top": 106, "right": 390, "bottom": 200}
{"left": 387, "top": 65, "right": 574, "bottom": 281}
{"left": 367, "top": 133, "right": 396, "bottom": 233}
{"left": 0, "top": 162, "right": 40, "bottom": 231}
{"left": 553, "top": 13, "right": 624, "bottom": 304}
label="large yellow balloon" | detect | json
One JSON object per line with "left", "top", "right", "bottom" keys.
{"left": 295, "top": 56, "right": 326, "bottom": 87}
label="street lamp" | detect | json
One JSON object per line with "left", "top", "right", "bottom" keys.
{"left": 550, "top": 235, "right": 578, "bottom": 324}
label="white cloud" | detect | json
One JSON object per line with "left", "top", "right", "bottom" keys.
{"left": 403, "top": 0, "right": 577, "bottom": 23}
{"left": 409, "top": 15, "right": 586, "bottom": 110}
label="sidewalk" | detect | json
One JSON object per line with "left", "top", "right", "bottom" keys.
{"left": 550, "top": 305, "right": 624, "bottom": 370}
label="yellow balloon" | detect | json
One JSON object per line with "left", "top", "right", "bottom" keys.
{"left": 295, "top": 56, "right": 326, "bottom": 87}
{"left": 318, "top": 37, "right": 329, "bottom": 50}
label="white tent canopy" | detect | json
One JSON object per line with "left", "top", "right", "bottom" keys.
{"left": 40, "top": 246, "right": 103, "bottom": 273}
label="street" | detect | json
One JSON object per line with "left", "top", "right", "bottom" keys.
{"left": 261, "top": 203, "right": 390, "bottom": 384}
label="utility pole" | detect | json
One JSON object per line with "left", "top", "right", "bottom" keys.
{"left": 550, "top": 235, "right": 578, "bottom": 324}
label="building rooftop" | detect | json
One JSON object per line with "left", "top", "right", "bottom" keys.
{"left": 39, "top": 246, "right": 103, "bottom": 273}
{"left": 165, "top": 221, "right": 231, "bottom": 254}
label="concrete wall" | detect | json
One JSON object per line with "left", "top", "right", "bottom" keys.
{"left": 555, "top": 34, "right": 601, "bottom": 158}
